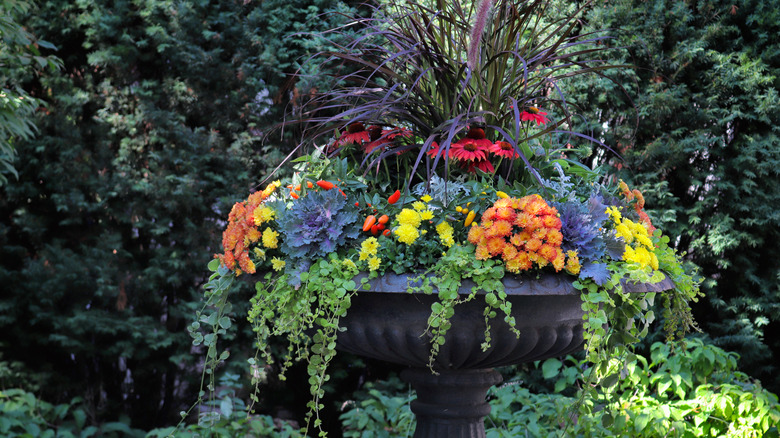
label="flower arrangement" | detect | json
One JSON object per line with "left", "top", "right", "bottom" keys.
{"left": 194, "top": 0, "right": 701, "bottom": 435}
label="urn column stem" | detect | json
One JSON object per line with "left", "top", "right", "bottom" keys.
{"left": 401, "top": 368, "right": 503, "bottom": 438}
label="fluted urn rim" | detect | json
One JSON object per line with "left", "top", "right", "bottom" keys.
{"left": 355, "top": 271, "right": 675, "bottom": 295}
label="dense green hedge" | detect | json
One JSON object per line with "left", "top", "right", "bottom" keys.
{"left": 561, "top": 0, "right": 780, "bottom": 392}
{"left": 0, "top": 0, "right": 360, "bottom": 431}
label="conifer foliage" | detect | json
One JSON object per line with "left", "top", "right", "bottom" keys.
{"left": 563, "top": 0, "right": 780, "bottom": 391}
{"left": 0, "top": 0, "right": 358, "bottom": 430}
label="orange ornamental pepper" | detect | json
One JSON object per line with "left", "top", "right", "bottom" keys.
{"left": 290, "top": 191, "right": 300, "bottom": 200}
{"left": 338, "top": 188, "right": 347, "bottom": 198}
{"left": 378, "top": 214, "right": 389, "bottom": 225}
{"left": 363, "top": 215, "right": 377, "bottom": 232}
{"left": 370, "top": 224, "right": 382, "bottom": 235}
{"left": 306, "top": 181, "right": 314, "bottom": 189}
{"left": 316, "top": 180, "right": 336, "bottom": 190}
{"left": 382, "top": 229, "right": 392, "bottom": 237}
{"left": 388, "top": 190, "right": 401, "bottom": 205}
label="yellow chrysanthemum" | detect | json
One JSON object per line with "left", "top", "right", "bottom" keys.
{"left": 420, "top": 209, "right": 435, "bottom": 221}
{"left": 397, "top": 209, "right": 422, "bottom": 228}
{"left": 436, "top": 222, "right": 455, "bottom": 248}
{"left": 505, "top": 256, "right": 522, "bottom": 273}
{"left": 565, "top": 250, "right": 581, "bottom": 275}
{"left": 262, "top": 228, "right": 279, "bottom": 249}
{"left": 359, "top": 237, "right": 380, "bottom": 260}
{"left": 636, "top": 234, "right": 653, "bottom": 249}
{"left": 253, "top": 247, "right": 266, "bottom": 260}
{"left": 616, "top": 223, "right": 633, "bottom": 243}
{"left": 261, "top": 180, "right": 281, "bottom": 198}
{"left": 420, "top": 194, "right": 433, "bottom": 203}
{"left": 367, "top": 256, "right": 381, "bottom": 271}
{"left": 395, "top": 224, "right": 420, "bottom": 245}
{"left": 253, "top": 205, "right": 276, "bottom": 226}
{"left": 270, "top": 257, "right": 285, "bottom": 271}
{"left": 552, "top": 252, "right": 565, "bottom": 272}
{"left": 606, "top": 206, "right": 622, "bottom": 223}
{"left": 412, "top": 201, "right": 427, "bottom": 212}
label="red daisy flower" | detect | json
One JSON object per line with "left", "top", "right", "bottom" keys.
{"left": 363, "top": 126, "right": 413, "bottom": 154}
{"left": 334, "top": 122, "right": 371, "bottom": 147}
{"left": 488, "top": 141, "right": 520, "bottom": 159}
{"left": 520, "top": 107, "right": 548, "bottom": 125}
{"left": 462, "top": 157, "right": 495, "bottom": 174}
{"left": 426, "top": 141, "right": 454, "bottom": 160}
{"left": 450, "top": 127, "right": 492, "bottom": 162}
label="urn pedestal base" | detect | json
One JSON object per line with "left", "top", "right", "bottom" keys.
{"left": 401, "top": 368, "right": 502, "bottom": 438}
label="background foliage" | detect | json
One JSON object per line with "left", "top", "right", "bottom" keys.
{"left": 1, "top": 0, "right": 779, "bottom": 435}
{"left": 562, "top": 0, "right": 780, "bottom": 392}
{"left": 0, "top": 0, "right": 361, "bottom": 431}
{"left": 0, "top": 0, "right": 61, "bottom": 185}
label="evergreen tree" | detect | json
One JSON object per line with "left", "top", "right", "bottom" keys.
{"left": 564, "top": 0, "right": 780, "bottom": 390}
{"left": 0, "top": 0, "right": 61, "bottom": 185}
{"left": 0, "top": 0, "right": 358, "bottom": 429}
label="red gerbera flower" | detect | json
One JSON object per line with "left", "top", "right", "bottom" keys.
{"left": 426, "top": 141, "right": 454, "bottom": 160}
{"left": 334, "top": 122, "right": 371, "bottom": 147}
{"left": 520, "top": 107, "right": 548, "bottom": 126}
{"left": 363, "top": 126, "right": 413, "bottom": 154}
{"left": 462, "top": 157, "right": 495, "bottom": 174}
{"left": 450, "top": 127, "right": 492, "bottom": 162}
{"left": 489, "top": 141, "right": 520, "bottom": 159}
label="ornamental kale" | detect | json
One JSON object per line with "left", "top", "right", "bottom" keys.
{"left": 276, "top": 189, "right": 360, "bottom": 285}
{"left": 555, "top": 194, "right": 611, "bottom": 285}
{"left": 555, "top": 196, "right": 607, "bottom": 262}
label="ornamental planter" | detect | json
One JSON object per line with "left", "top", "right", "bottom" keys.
{"left": 336, "top": 273, "right": 674, "bottom": 438}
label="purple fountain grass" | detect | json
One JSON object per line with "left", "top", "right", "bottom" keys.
{"left": 468, "top": 0, "right": 495, "bottom": 72}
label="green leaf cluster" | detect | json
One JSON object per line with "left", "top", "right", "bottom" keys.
{"left": 338, "top": 339, "right": 780, "bottom": 437}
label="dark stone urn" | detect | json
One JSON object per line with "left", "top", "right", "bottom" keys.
{"left": 335, "top": 273, "right": 673, "bottom": 438}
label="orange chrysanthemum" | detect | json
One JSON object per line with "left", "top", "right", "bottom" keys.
{"left": 486, "top": 236, "right": 507, "bottom": 256}
{"left": 538, "top": 244, "right": 559, "bottom": 264}
{"left": 468, "top": 225, "right": 486, "bottom": 244}
{"left": 475, "top": 244, "right": 491, "bottom": 260}
{"left": 546, "top": 229, "right": 563, "bottom": 246}
{"left": 485, "top": 220, "right": 513, "bottom": 238}
{"left": 525, "top": 238, "right": 543, "bottom": 252}
{"left": 471, "top": 193, "right": 564, "bottom": 273}
{"left": 502, "top": 245, "right": 518, "bottom": 262}
{"left": 482, "top": 207, "right": 498, "bottom": 222}
{"left": 494, "top": 197, "right": 515, "bottom": 209}
{"left": 495, "top": 207, "right": 516, "bottom": 222}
